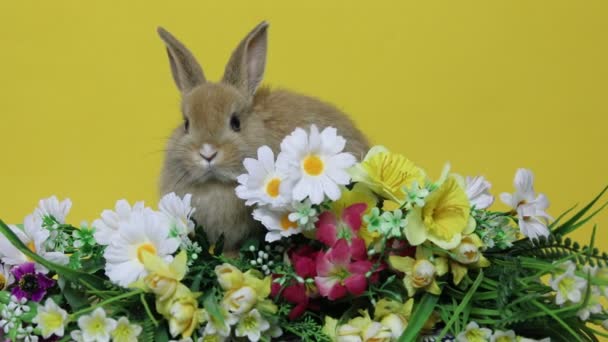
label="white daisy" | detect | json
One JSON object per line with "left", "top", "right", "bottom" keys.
{"left": 235, "top": 309, "right": 270, "bottom": 342}
{"left": 253, "top": 206, "right": 302, "bottom": 242}
{"left": 465, "top": 176, "right": 494, "bottom": 210}
{"left": 34, "top": 196, "right": 72, "bottom": 224}
{"left": 92, "top": 199, "right": 147, "bottom": 246}
{"left": 0, "top": 215, "right": 68, "bottom": 272}
{"left": 32, "top": 298, "right": 68, "bottom": 338}
{"left": 159, "top": 192, "right": 196, "bottom": 237}
{"left": 103, "top": 210, "right": 180, "bottom": 287}
{"left": 500, "top": 169, "right": 552, "bottom": 239}
{"left": 277, "top": 125, "right": 356, "bottom": 205}
{"left": 0, "top": 263, "right": 14, "bottom": 290}
{"left": 111, "top": 316, "right": 143, "bottom": 342}
{"left": 77, "top": 308, "right": 117, "bottom": 342}
{"left": 236, "top": 146, "right": 292, "bottom": 208}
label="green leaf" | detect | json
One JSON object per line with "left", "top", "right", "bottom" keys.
{"left": 0, "top": 219, "right": 105, "bottom": 289}
{"left": 203, "top": 292, "right": 225, "bottom": 327}
{"left": 438, "top": 270, "right": 484, "bottom": 338}
{"left": 58, "top": 279, "right": 89, "bottom": 311}
{"left": 398, "top": 293, "right": 439, "bottom": 342}
{"left": 154, "top": 322, "right": 170, "bottom": 342}
{"left": 553, "top": 185, "right": 608, "bottom": 236}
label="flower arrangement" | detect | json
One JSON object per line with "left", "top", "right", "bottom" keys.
{"left": 1, "top": 125, "right": 608, "bottom": 342}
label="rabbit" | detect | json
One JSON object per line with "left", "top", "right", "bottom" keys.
{"left": 158, "top": 21, "right": 369, "bottom": 251}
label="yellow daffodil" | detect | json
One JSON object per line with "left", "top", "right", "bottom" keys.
{"left": 389, "top": 248, "right": 448, "bottom": 297}
{"left": 350, "top": 146, "right": 425, "bottom": 202}
{"left": 449, "top": 235, "right": 491, "bottom": 285}
{"left": 406, "top": 175, "right": 475, "bottom": 250}
{"left": 131, "top": 250, "right": 188, "bottom": 301}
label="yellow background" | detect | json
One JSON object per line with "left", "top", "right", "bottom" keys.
{"left": 0, "top": 0, "right": 607, "bottom": 321}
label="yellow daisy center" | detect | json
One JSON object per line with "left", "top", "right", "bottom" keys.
{"left": 302, "top": 154, "right": 324, "bottom": 176}
{"left": 265, "top": 177, "right": 281, "bottom": 198}
{"left": 280, "top": 214, "right": 298, "bottom": 231}
{"left": 0, "top": 273, "right": 5, "bottom": 290}
{"left": 26, "top": 241, "right": 37, "bottom": 262}
{"left": 137, "top": 243, "right": 157, "bottom": 263}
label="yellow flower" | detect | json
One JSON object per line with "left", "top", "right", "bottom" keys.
{"left": 222, "top": 286, "right": 257, "bottom": 315}
{"left": 406, "top": 176, "right": 475, "bottom": 249}
{"left": 131, "top": 250, "right": 188, "bottom": 301}
{"left": 449, "top": 235, "right": 491, "bottom": 285}
{"left": 215, "top": 263, "right": 244, "bottom": 291}
{"left": 389, "top": 248, "right": 448, "bottom": 297}
{"left": 373, "top": 298, "right": 413, "bottom": 321}
{"left": 350, "top": 146, "right": 425, "bottom": 202}
{"left": 166, "top": 286, "right": 202, "bottom": 338}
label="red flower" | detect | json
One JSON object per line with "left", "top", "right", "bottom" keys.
{"left": 315, "top": 203, "right": 368, "bottom": 260}
{"left": 314, "top": 239, "right": 373, "bottom": 300}
{"left": 271, "top": 245, "right": 321, "bottom": 320}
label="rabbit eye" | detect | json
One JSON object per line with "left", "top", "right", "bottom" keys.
{"left": 230, "top": 113, "right": 241, "bottom": 132}
{"left": 184, "top": 119, "right": 190, "bottom": 133}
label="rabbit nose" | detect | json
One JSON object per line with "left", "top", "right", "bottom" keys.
{"left": 199, "top": 144, "right": 218, "bottom": 162}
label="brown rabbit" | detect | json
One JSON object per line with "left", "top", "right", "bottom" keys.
{"left": 158, "top": 21, "right": 369, "bottom": 251}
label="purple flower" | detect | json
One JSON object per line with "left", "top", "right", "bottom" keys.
{"left": 11, "top": 262, "right": 55, "bottom": 302}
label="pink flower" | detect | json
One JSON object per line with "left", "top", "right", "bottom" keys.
{"left": 316, "top": 203, "right": 368, "bottom": 260}
{"left": 271, "top": 246, "right": 320, "bottom": 320}
{"left": 315, "top": 239, "right": 373, "bottom": 300}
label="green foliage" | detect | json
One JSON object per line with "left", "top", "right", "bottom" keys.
{"left": 510, "top": 234, "right": 608, "bottom": 267}
{"left": 398, "top": 293, "right": 439, "bottom": 342}
{"left": 281, "top": 315, "right": 332, "bottom": 342}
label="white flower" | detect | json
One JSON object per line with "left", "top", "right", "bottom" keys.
{"left": 77, "top": 308, "right": 117, "bottom": 342}
{"left": 0, "top": 215, "right": 68, "bottom": 272}
{"left": 362, "top": 321, "right": 392, "bottom": 341}
{"left": 70, "top": 330, "right": 85, "bottom": 342}
{"left": 32, "top": 298, "right": 68, "bottom": 338}
{"left": 466, "top": 176, "right": 494, "bottom": 210}
{"left": 159, "top": 192, "right": 196, "bottom": 236}
{"left": 288, "top": 199, "right": 319, "bottom": 231}
{"left": 491, "top": 330, "right": 516, "bottom": 342}
{"left": 253, "top": 206, "right": 302, "bottom": 242}
{"left": 199, "top": 332, "right": 227, "bottom": 342}
{"left": 103, "top": 210, "right": 180, "bottom": 287}
{"left": 500, "top": 169, "right": 552, "bottom": 239}
{"left": 111, "top": 316, "right": 143, "bottom": 342}
{"left": 380, "top": 314, "right": 406, "bottom": 340}
{"left": 201, "top": 308, "right": 238, "bottom": 338}
{"left": 92, "top": 199, "right": 147, "bottom": 246}
{"left": 402, "top": 181, "right": 430, "bottom": 210}
{"left": 15, "top": 324, "right": 38, "bottom": 342}
{"left": 550, "top": 262, "right": 587, "bottom": 305}
{"left": 34, "top": 196, "right": 72, "bottom": 224}
{"left": 0, "top": 263, "right": 14, "bottom": 290}
{"left": 222, "top": 286, "right": 257, "bottom": 315}
{"left": 235, "top": 309, "right": 270, "bottom": 342}
{"left": 456, "top": 322, "right": 492, "bottom": 342}
{"left": 236, "top": 146, "right": 292, "bottom": 208}
{"left": 277, "top": 125, "right": 356, "bottom": 204}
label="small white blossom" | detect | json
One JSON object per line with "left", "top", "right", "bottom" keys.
{"left": 491, "top": 329, "right": 516, "bottom": 342}
{"left": 33, "top": 298, "right": 69, "bottom": 338}
{"left": 111, "top": 316, "right": 143, "bottom": 342}
{"left": 235, "top": 309, "right": 270, "bottom": 342}
{"left": 466, "top": 176, "right": 494, "bottom": 210}
{"left": 77, "top": 308, "right": 117, "bottom": 342}
{"left": 402, "top": 181, "right": 429, "bottom": 210}
{"left": 159, "top": 192, "right": 196, "bottom": 237}
{"left": 500, "top": 169, "right": 552, "bottom": 239}
{"left": 34, "top": 196, "right": 72, "bottom": 224}
{"left": 456, "top": 322, "right": 492, "bottom": 342}
{"left": 288, "top": 199, "right": 319, "bottom": 231}
{"left": 550, "top": 262, "right": 587, "bottom": 305}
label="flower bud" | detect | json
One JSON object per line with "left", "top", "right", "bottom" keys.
{"left": 411, "top": 260, "right": 436, "bottom": 288}
{"left": 380, "top": 314, "right": 406, "bottom": 339}
{"left": 144, "top": 273, "right": 178, "bottom": 302}
{"left": 167, "top": 292, "right": 200, "bottom": 338}
{"left": 362, "top": 321, "right": 392, "bottom": 342}
{"left": 214, "top": 263, "right": 243, "bottom": 291}
{"left": 222, "top": 286, "right": 257, "bottom": 315}
{"left": 452, "top": 241, "right": 480, "bottom": 264}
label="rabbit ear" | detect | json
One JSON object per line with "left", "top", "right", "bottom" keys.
{"left": 222, "top": 21, "right": 268, "bottom": 97}
{"left": 157, "top": 27, "right": 206, "bottom": 93}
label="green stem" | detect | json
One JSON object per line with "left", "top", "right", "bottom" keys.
{"left": 141, "top": 293, "right": 159, "bottom": 327}
{"left": 69, "top": 289, "right": 144, "bottom": 319}
{"left": 530, "top": 299, "right": 583, "bottom": 342}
